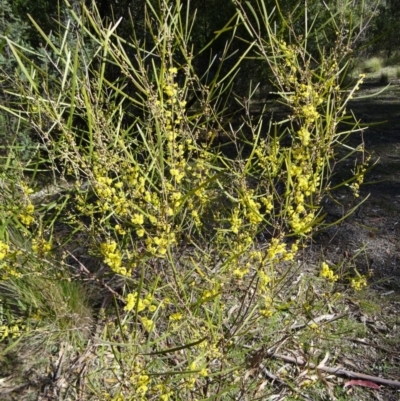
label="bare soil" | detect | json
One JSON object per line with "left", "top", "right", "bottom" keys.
{"left": 310, "top": 78, "right": 400, "bottom": 400}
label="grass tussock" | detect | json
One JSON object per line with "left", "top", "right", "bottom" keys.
{"left": 361, "top": 57, "right": 383, "bottom": 73}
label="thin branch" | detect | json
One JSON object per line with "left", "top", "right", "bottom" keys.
{"left": 267, "top": 350, "right": 400, "bottom": 388}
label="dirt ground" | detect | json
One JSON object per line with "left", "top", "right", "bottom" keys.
{"left": 310, "top": 78, "right": 400, "bottom": 400}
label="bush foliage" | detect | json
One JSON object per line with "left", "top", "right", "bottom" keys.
{"left": 0, "top": 0, "right": 371, "bottom": 399}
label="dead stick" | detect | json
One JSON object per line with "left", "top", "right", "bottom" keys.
{"left": 345, "top": 337, "right": 399, "bottom": 356}
{"left": 268, "top": 351, "right": 400, "bottom": 388}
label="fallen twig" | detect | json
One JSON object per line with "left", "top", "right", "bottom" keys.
{"left": 268, "top": 350, "right": 400, "bottom": 388}
{"left": 290, "top": 313, "right": 347, "bottom": 331}
{"left": 345, "top": 337, "right": 399, "bottom": 356}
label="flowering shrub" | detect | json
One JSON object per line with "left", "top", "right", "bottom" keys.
{"left": 0, "top": 0, "right": 372, "bottom": 399}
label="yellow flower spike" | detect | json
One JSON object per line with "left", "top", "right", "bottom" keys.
{"left": 170, "top": 168, "right": 179, "bottom": 177}
{"left": 233, "top": 267, "right": 249, "bottom": 279}
{"left": 144, "top": 191, "right": 152, "bottom": 203}
{"left": 131, "top": 213, "right": 144, "bottom": 225}
{"left": 100, "top": 241, "right": 129, "bottom": 275}
{"left": 267, "top": 238, "right": 287, "bottom": 261}
{"left": 350, "top": 276, "right": 367, "bottom": 291}
{"left": 136, "top": 228, "right": 145, "bottom": 237}
{"left": 18, "top": 203, "right": 35, "bottom": 226}
{"left": 260, "top": 308, "right": 273, "bottom": 317}
{"left": 166, "top": 130, "right": 177, "bottom": 141}
{"left": 148, "top": 215, "right": 157, "bottom": 225}
{"left": 141, "top": 317, "right": 154, "bottom": 332}
{"left": 297, "top": 126, "right": 311, "bottom": 146}
{"left": 320, "top": 262, "right": 338, "bottom": 282}
{"left": 100, "top": 202, "right": 110, "bottom": 212}
{"left": 32, "top": 238, "right": 52, "bottom": 255}
{"left": 0, "top": 325, "right": 10, "bottom": 341}
{"left": 124, "top": 292, "right": 146, "bottom": 312}
{"left": 230, "top": 208, "right": 242, "bottom": 234}
{"left": 0, "top": 242, "right": 9, "bottom": 260}
{"left": 100, "top": 241, "right": 117, "bottom": 254}
{"left": 163, "top": 85, "right": 177, "bottom": 97}
{"left": 145, "top": 293, "right": 153, "bottom": 302}
{"left": 115, "top": 224, "right": 126, "bottom": 235}
{"left": 169, "top": 312, "right": 183, "bottom": 321}
{"left": 258, "top": 270, "right": 271, "bottom": 286}
{"left": 148, "top": 305, "right": 157, "bottom": 313}
{"left": 135, "top": 374, "right": 150, "bottom": 396}
{"left": 261, "top": 195, "right": 273, "bottom": 213}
